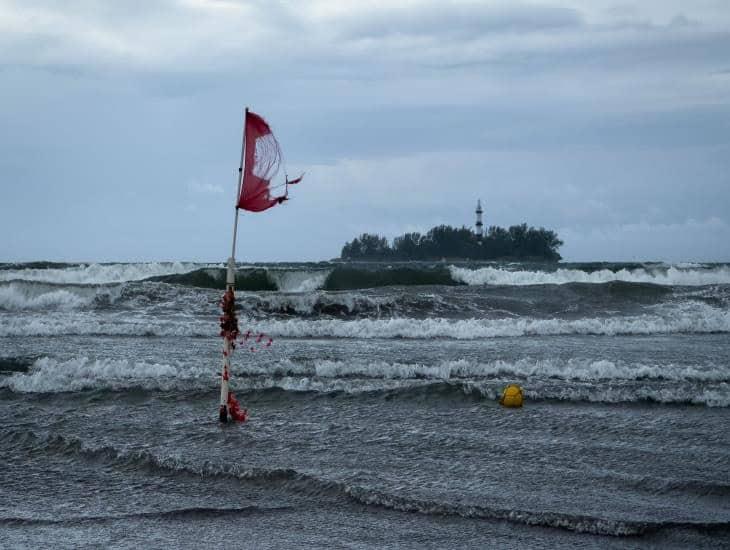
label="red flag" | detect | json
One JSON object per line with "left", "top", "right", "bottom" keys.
{"left": 237, "top": 110, "right": 286, "bottom": 212}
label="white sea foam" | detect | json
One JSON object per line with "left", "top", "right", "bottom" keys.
{"left": 0, "top": 282, "right": 122, "bottom": 311}
{"left": 0, "top": 262, "right": 211, "bottom": 285}
{"left": 251, "top": 302, "right": 730, "bottom": 339}
{"left": 1, "top": 302, "right": 728, "bottom": 338}
{"left": 261, "top": 357, "right": 730, "bottom": 383}
{"left": 267, "top": 269, "right": 331, "bottom": 293}
{"left": 449, "top": 265, "right": 730, "bottom": 287}
{"left": 0, "top": 312, "right": 213, "bottom": 337}
{"left": 520, "top": 383, "right": 730, "bottom": 408}
{"left": 0, "top": 356, "right": 213, "bottom": 393}
{"left": 5, "top": 356, "right": 728, "bottom": 406}
{"left": 0, "top": 285, "right": 89, "bottom": 310}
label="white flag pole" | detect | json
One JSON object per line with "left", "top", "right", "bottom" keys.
{"left": 219, "top": 107, "right": 247, "bottom": 423}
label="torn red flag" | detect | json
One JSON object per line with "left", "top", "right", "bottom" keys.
{"left": 237, "top": 110, "right": 286, "bottom": 212}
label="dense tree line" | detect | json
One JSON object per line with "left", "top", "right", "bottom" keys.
{"left": 341, "top": 224, "right": 563, "bottom": 261}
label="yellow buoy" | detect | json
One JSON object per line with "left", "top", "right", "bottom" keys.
{"left": 500, "top": 384, "right": 524, "bottom": 408}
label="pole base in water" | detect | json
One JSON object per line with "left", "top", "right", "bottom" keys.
{"left": 219, "top": 405, "right": 228, "bottom": 423}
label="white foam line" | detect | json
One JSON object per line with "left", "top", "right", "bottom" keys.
{"left": 232, "top": 357, "right": 730, "bottom": 385}
{"left": 1, "top": 302, "right": 728, "bottom": 338}
{"left": 0, "top": 262, "right": 212, "bottom": 285}
{"left": 0, "top": 356, "right": 212, "bottom": 393}
{"left": 0, "top": 282, "right": 125, "bottom": 311}
{"left": 253, "top": 304, "right": 730, "bottom": 339}
{"left": 449, "top": 265, "right": 730, "bottom": 286}
{"left": 267, "top": 270, "right": 331, "bottom": 293}
{"left": 4, "top": 356, "right": 728, "bottom": 406}
{"left": 0, "top": 285, "right": 90, "bottom": 310}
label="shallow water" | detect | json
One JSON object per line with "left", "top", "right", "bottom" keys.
{"left": 1, "top": 261, "right": 729, "bottom": 548}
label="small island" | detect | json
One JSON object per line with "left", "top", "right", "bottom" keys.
{"left": 341, "top": 223, "right": 563, "bottom": 261}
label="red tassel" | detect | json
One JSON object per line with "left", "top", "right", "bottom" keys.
{"left": 227, "top": 393, "right": 247, "bottom": 422}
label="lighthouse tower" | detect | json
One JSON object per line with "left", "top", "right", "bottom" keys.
{"left": 475, "top": 199, "right": 484, "bottom": 241}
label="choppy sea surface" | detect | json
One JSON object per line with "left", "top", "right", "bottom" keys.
{"left": 1, "top": 260, "right": 729, "bottom": 548}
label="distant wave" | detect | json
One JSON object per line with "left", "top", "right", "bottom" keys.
{"left": 149, "top": 268, "right": 276, "bottom": 291}
{"left": 4, "top": 262, "right": 729, "bottom": 293}
{"left": 6, "top": 429, "right": 729, "bottom": 536}
{"left": 267, "top": 269, "right": 331, "bottom": 292}
{"left": 151, "top": 266, "right": 456, "bottom": 292}
{"left": 449, "top": 265, "right": 730, "bottom": 287}
{"left": 0, "top": 262, "right": 211, "bottom": 285}
{"left": 0, "top": 281, "right": 123, "bottom": 311}
{"left": 4, "top": 356, "right": 728, "bottom": 406}
{"left": 154, "top": 264, "right": 730, "bottom": 292}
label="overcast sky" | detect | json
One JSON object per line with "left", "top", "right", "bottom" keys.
{"left": 1, "top": 0, "right": 729, "bottom": 262}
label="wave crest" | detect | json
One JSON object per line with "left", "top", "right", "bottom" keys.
{"left": 0, "top": 281, "right": 123, "bottom": 311}
{"left": 1, "top": 301, "right": 728, "bottom": 338}
{"left": 0, "top": 356, "right": 213, "bottom": 393}
{"left": 4, "top": 356, "right": 728, "bottom": 406}
{"left": 0, "top": 262, "right": 210, "bottom": 285}
{"left": 450, "top": 264, "right": 730, "bottom": 287}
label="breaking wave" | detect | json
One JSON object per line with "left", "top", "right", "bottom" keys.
{"left": 1, "top": 301, "right": 728, "bottom": 338}
{"left": 4, "top": 356, "right": 728, "bottom": 406}
{"left": 0, "top": 356, "right": 214, "bottom": 393}
{"left": 246, "top": 357, "right": 730, "bottom": 383}
{"left": 449, "top": 264, "right": 730, "bottom": 287}
{"left": 267, "top": 270, "right": 331, "bottom": 293}
{"left": 152, "top": 265, "right": 455, "bottom": 292}
{"left": 6, "top": 429, "right": 729, "bottom": 536}
{"left": 0, "top": 313, "right": 213, "bottom": 337}
{"left": 150, "top": 267, "right": 334, "bottom": 293}
{"left": 251, "top": 302, "right": 730, "bottom": 339}
{"left": 0, "top": 281, "right": 123, "bottom": 311}
{"left": 237, "top": 291, "right": 411, "bottom": 318}
{"left": 0, "top": 262, "right": 211, "bottom": 285}
{"left": 4, "top": 262, "right": 730, "bottom": 293}
{"left": 153, "top": 263, "right": 730, "bottom": 292}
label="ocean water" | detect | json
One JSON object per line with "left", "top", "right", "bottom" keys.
{"left": 1, "top": 260, "right": 729, "bottom": 548}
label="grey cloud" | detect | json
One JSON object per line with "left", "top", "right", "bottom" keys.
{"left": 1, "top": 1, "right": 729, "bottom": 262}
{"left": 335, "top": 3, "right": 583, "bottom": 40}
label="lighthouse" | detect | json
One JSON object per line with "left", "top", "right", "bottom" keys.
{"left": 475, "top": 199, "right": 484, "bottom": 241}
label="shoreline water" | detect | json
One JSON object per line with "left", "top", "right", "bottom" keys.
{"left": 1, "top": 260, "right": 728, "bottom": 547}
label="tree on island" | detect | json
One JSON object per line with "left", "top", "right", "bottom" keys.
{"left": 341, "top": 224, "right": 563, "bottom": 261}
